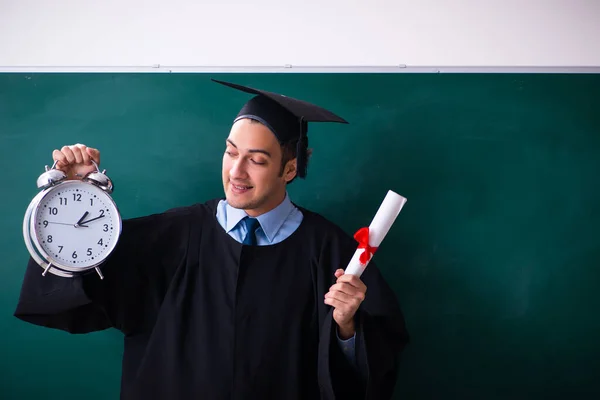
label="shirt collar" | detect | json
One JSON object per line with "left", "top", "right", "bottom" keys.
{"left": 224, "top": 192, "right": 295, "bottom": 243}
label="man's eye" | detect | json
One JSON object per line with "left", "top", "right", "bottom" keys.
{"left": 251, "top": 159, "right": 266, "bottom": 165}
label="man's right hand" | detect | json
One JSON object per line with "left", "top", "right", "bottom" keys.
{"left": 52, "top": 144, "right": 101, "bottom": 180}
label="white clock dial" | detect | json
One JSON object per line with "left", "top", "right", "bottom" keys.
{"left": 31, "top": 181, "right": 121, "bottom": 271}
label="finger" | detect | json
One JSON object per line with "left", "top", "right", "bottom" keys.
{"left": 336, "top": 274, "right": 367, "bottom": 291}
{"left": 328, "top": 282, "right": 362, "bottom": 298}
{"left": 325, "top": 290, "right": 354, "bottom": 304}
{"left": 61, "top": 146, "right": 76, "bottom": 164}
{"left": 52, "top": 149, "right": 69, "bottom": 169}
{"left": 77, "top": 144, "right": 92, "bottom": 165}
{"left": 324, "top": 297, "right": 349, "bottom": 310}
{"left": 328, "top": 286, "right": 365, "bottom": 304}
{"left": 336, "top": 273, "right": 363, "bottom": 285}
{"left": 328, "top": 282, "right": 354, "bottom": 296}
{"left": 69, "top": 145, "right": 84, "bottom": 164}
{"left": 324, "top": 297, "right": 357, "bottom": 314}
{"left": 86, "top": 147, "right": 100, "bottom": 164}
{"left": 334, "top": 269, "right": 344, "bottom": 279}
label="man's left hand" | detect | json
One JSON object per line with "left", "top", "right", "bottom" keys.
{"left": 324, "top": 269, "right": 367, "bottom": 339}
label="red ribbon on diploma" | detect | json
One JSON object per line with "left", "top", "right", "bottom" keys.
{"left": 354, "top": 227, "right": 378, "bottom": 265}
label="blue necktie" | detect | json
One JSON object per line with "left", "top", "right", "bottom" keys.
{"left": 242, "top": 217, "right": 260, "bottom": 246}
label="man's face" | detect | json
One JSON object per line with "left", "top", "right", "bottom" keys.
{"left": 222, "top": 119, "right": 296, "bottom": 216}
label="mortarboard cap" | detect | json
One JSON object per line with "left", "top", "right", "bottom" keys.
{"left": 212, "top": 78, "right": 348, "bottom": 179}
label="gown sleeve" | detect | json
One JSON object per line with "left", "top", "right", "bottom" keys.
{"left": 14, "top": 206, "right": 194, "bottom": 335}
{"left": 316, "top": 225, "right": 409, "bottom": 400}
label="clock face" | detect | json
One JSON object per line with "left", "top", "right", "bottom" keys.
{"left": 32, "top": 181, "right": 121, "bottom": 271}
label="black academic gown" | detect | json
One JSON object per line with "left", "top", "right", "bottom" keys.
{"left": 15, "top": 199, "right": 409, "bottom": 400}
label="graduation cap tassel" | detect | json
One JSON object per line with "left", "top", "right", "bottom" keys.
{"left": 296, "top": 118, "right": 308, "bottom": 178}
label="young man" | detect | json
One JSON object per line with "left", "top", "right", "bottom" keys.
{"left": 15, "top": 79, "right": 409, "bottom": 399}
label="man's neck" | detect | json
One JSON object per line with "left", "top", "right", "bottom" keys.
{"left": 244, "top": 191, "right": 287, "bottom": 217}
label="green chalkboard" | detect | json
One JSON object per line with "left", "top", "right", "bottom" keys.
{"left": 1, "top": 73, "right": 599, "bottom": 399}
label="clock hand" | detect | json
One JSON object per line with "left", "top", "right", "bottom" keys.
{"left": 79, "top": 214, "right": 105, "bottom": 226}
{"left": 46, "top": 221, "right": 76, "bottom": 226}
{"left": 75, "top": 211, "right": 89, "bottom": 227}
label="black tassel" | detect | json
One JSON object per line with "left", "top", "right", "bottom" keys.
{"left": 296, "top": 136, "right": 308, "bottom": 178}
{"left": 296, "top": 119, "right": 309, "bottom": 178}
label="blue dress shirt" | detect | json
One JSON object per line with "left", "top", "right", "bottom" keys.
{"left": 216, "top": 193, "right": 357, "bottom": 367}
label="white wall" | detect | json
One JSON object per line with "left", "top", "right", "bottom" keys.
{"left": 1, "top": 0, "right": 599, "bottom": 71}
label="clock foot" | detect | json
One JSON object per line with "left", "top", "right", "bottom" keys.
{"left": 42, "top": 262, "right": 53, "bottom": 276}
{"left": 95, "top": 267, "right": 104, "bottom": 280}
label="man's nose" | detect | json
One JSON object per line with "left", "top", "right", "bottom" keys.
{"left": 230, "top": 159, "right": 248, "bottom": 179}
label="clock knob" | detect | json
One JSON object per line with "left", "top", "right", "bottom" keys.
{"left": 83, "top": 160, "right": 114, "bottom": 194}
{"left": 36, "top": 162, "right": 67, "bottom": 189}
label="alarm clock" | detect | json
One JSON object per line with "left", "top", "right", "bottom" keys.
{"left": 23, "top": 160, "right": 122, "bottom": 279}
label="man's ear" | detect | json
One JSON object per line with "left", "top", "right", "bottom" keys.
{"left": 284, "top": 158, "right": 297, "bottom": 183}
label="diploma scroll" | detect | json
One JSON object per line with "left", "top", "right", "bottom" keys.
{"left": 345, "top": 190, "right": 407, "bottom": 277}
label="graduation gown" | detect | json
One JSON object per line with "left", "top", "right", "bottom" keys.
{"left": 15, "top": 199, "right": 409, "bottom": 399}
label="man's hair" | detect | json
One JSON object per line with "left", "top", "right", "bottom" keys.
{"left": 248, "top": 119, "right": 311, "bottom": 184}
{"left": 279, "top": 140, "right": 312, "bottom": 184}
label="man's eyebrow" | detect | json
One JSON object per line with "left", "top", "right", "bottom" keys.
{"left": 248, "top": 149, "right": 271, "bottom": 158}
{"left": 226, "top": 139, "right": 271, "bottom": 158}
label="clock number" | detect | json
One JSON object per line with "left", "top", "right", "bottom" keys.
{"left": 58, "top": 246, "right": 63, "bottom": 253}
{"left": 48, "top": 207, "right": 58, "bottom": 215}
{"left": 90, "top": 198, "right": 94, "bottom": 206}
{"left": 43, "top": 220, "right": 48, "bottom": 227}
{"left": 73, "top": 193, "right": 82, "bottom": 202}
{"left": 99, "top": 209, "right": 105, "bottom": 217}
{"left": 60, "top": 197, "right": 68, "bottom": 205}
{"left": 103, "top": 224, "right": 109, "bottom": 232}
{"left": 98, "top": 238, "right": 103, "bottom": 246}
{"left": 72, "top": 251, "right": 78, "bottom": 259}
{"left": 87, "top": 248, "right": 92, "bottom": 256}
{"left": 47, "top": 235, "right": 53, "bottom": 243}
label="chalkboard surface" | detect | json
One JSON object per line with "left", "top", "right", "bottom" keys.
{"left": 1, "top": 73, "right": 599, "bottom": 399}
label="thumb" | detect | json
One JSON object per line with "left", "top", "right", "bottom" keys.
{"left": 86, "top": 147, "right": 100, "bottom": 164}
{"left": 334, "top": 269, "right": 345, "bottom": 279}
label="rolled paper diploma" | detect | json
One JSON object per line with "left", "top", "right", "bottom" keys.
{"left": 345, "top": 190, "right": 407, "bottom": 277}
